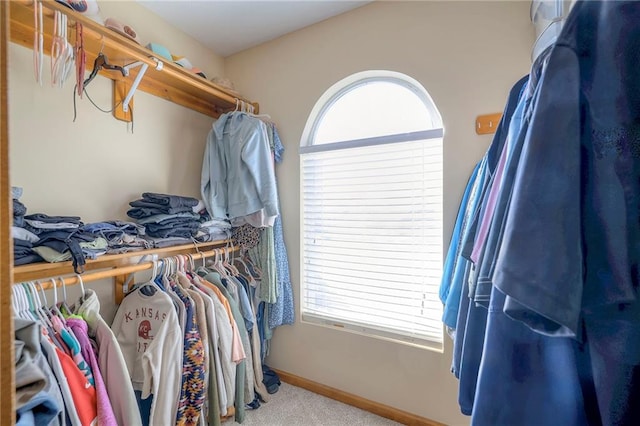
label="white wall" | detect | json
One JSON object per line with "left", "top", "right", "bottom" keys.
{"left": 225, "top": 2, "right": 534, "bottom": 424}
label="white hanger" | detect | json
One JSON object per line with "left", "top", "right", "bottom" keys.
{"left": 75, "top": 274, "right": 86, "bottom": 302}
{"left": 17, "top": 285, "right": 33, "bottom": 319}
{"left": 33, "top": 0, "right": 44, "bottom": 85}
{"left": 26, "top": 281, "right": 52, "bottom": 327}
{"left": 11, "top": 286, "right": 26, "bottom": 319}
{"left": 35, "top": 280, "right": 54, "bottom": 328}
{"left": 152, "top": 258, "right": 158, "bottom": 280}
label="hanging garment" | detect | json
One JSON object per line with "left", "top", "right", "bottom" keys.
{"left": 201, "top": 112, "right": 279, "bottom": 223}
{"left": 439, "top": 161, "right": 480, "bottom": 331}
{"left": 168, "top": 277, "right": 206, "bottom": 426}
{"left": 112, "top": 283, "right": 182, "bottom": 426}
{"left": 197, "top": 273, "right": 248, "bottom": 424}
{"left": 67, "top": 317, "right": 117, "bottom": 426}
{"left": 493, "top": 1, "right": 640, "bottom": 423}
{"left": 14, "top": 317, "right": 61, "bottom": 426}
{"left": 40, "top": 329, "right": 81, "bottom": 426}
{"left": 76, "top": 290, "right": 142, "bottom": 426}
{"left": 185, "top": 287, "right": 220, "bottom": 426}
{"left": 192, "top": 277, "right": 234, "bottom": 414}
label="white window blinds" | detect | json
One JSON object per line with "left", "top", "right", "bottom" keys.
{"left": 301, "top": 130, "right": 444, "bottom": 348}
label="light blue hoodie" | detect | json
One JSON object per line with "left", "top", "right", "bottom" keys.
{"left": 201, "top": 112, "right": 279, "bottom": 221}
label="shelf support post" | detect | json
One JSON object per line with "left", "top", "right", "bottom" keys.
{"left": 114, "top": 58, "right": 164, "bottom": 122}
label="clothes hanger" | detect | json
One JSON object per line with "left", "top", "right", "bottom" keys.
{"left": 134, "top": 259, "right": 160, "bottom": 296}
{"left": 531, "top": 16, "right": 564, "bottom": 62}
{"left": 241, "top": 252, "right": 262, "bottom": 280}
{"left": 20, "top": 284, "right": 37, "bottom": 320}
{"left": 223, "top": 247, "right": 240, "bottom": 276}
{"left": 75, "top": 21, "right": 86, "bottom": 97}
{"left": 17, "top": 285, "right": 34, "bottom": 320}
{"left": 25, "top": 281, "right": 52, "bottom": 326}
{"left": 57, "top": 274, "right": 74, "bottom": 316}
{"left": 33, "top": 0, "right": 44, "bottom": 85}
{"left": 51, "top": 10, "right": 62, "bottom": 85}
{"left": 76, "top": 273, "right": 87, "bottom": 304}
{"left": 186, "top": 253, "right": 196, "bottom": 273}
{"left": 10, "top": 286, "right": 19, "bottom": 318}
{"left": 13, "top": 285, "right": 30, "bottom": 320}
{"left": 213, "top": 250, "right": 230, "bottom": 278}
{"left": 83, "top": 52, "right": 126, "bottom": 89}
{"left": 59, "top": 13, "right": 74, "bottom": 86}
{"left": 33, "top": 280, "right": 55, "bottom": 330}
{"left": 49, "top": 277, "right": 72, "bottom": 324}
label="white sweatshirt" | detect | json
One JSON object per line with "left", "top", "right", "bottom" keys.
{"left": 111, "top": 283, "right": 182, "bottom": 425}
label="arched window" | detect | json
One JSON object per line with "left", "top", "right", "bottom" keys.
{"left": 300, "top": 71, "right": 444, "bottom": 349}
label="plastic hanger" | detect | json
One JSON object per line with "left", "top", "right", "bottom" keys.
{"left": 25, "top": 281, "right": 50, "bottom": 326}
{"left": 18, "top": 285, "right": 35, "bottom": 320}
{"left": 83, "top": 52, "right": 126, "bottom": 89}
{"left": 48, "top": 278, "right": 69, "bottom": 322}
{"left": 135, "top": 260, "right": 159, "bottom": 296}
{"left": 223, "top": 247, "right": 240, "bottom": 276}
{"left": 241, "top": 252, "right": 262, "bottom": 280}
{"left": 50, "top": 11, "right": 73, "bottom": 87}
{"left": 33, "top": 0, "right": 44, "bottom": 85}
{"left": 10, "top": 286, "right": 19, "bottom": 317}
{"left": 213, "top": 250, "right": 230, "bottom": 278}
{"left": 57, "top": 274, "right": 73, "bottom": 315}
{"left": 76, "top": 273, "right": 87, "bottom": 304}
{"left": 186, "top": 253, "right": 196, "bottom": 273}
{"left": 33, "top": 281, "right": 55, "bottom": 330}
{"left": 75, "top": 22, "right": 86, "bottom": 97}
{"left": 18, "top": 284, "right": 35, "bottom": 320}
{"left": 12, "top": 285, "right": 28, "bottom": 319}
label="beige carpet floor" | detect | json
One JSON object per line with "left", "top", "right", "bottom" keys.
{"left": 240, "top": 382, "right": 403, "bottom": 425}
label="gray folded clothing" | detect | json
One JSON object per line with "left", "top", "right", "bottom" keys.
{"left": 141, "top": 192, "right": 199, "bottom": 208}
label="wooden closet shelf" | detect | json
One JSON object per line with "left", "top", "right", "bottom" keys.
{"left": 13, "top": 240, "right": 231, "bottom": 283}
{"left": 9, "top": 0, "right": 259, "bottom": 119}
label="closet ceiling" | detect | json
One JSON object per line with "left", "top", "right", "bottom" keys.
{"left": 136, "top": 1, "right": 371, "bottom": 57}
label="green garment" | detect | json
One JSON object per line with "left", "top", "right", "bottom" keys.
{"left": 198, "top": 271, "right": 247, "bottom": 424}
{"left": 249, "top": 227, "right": 277, "bottom": 304}
{"left": 32, "top": 238, "right": 108, "bottom": 263}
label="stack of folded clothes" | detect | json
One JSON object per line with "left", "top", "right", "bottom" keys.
{"left": 127, "top": 192, "right": 204, "bottom": 247}
{"left": 24, "top": 214, "right": 107, "bottom": 273}
{"left": 81, "top": 221, "right": 150, "bottom": 254}
{"left": 194, "top": 218, "right": 232, "bottom": 242}
{"left": 13, "top": 187, "right": 27, "bottom": 227}
{"left": 11, "top": 188, "right": 43, "bottom": 266}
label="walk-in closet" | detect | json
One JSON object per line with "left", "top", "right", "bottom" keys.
{"left": 3, "top": 1, "right": 640, "bottom": 425}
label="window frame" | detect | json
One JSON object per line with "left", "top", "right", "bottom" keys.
{"left": 299, "top": 70, "right": 445, "bottom": 351}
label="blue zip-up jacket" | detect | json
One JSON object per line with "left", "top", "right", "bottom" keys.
{"left": 201, "top": 112, "right": 279, "bottom": 221}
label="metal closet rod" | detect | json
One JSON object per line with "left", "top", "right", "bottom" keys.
{"left": 18, "top": 245, "right": 240, "bottom": 290}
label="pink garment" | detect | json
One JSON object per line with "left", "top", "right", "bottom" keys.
{"left": 68, "top": 317, "right": 117, "bottom": 426}
{"left": 470, "top": 144, "right": 508, "bottom": 264}
{"left": 54, "top": 345, "right": 98, "bottom": 426}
